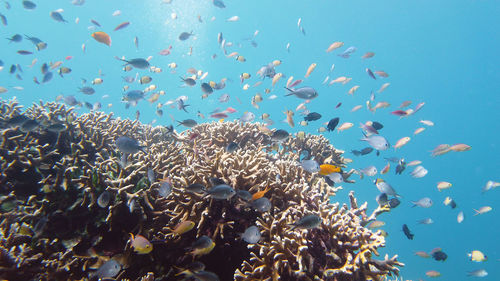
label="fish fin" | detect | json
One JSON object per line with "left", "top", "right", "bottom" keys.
{"left": 472, "top": 209, "right": 480, "bottom": 216}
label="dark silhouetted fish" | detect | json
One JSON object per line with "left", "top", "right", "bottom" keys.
{"left": 402, "top": 224, "right": 414, "bottom": 240}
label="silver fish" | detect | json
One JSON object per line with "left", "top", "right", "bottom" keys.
{"left": 94, "top": 259, "right": 121, "bottom": 279}
{"left": 207, "top": 184, "right": 235, "bottom": 200}
{"left": 158, "top": 181, "right": 172, "bottom": 197}
{"left": 327, "top": 172, "right": 343, "bottom": 183}
{"left": 284, "top": 86, "right": 318, "bottom": 100}
{"left": 240, "top": 225, "right": 261, "bottom": 244}
{"left": 300, "top": 159, "right": 320, "bottom": 173}
{"left": 240, "top": 112, "right": 255, "bottom": 122}
{"left": 358, "top": 165, "right": 377, "bottom": 178}
{"left": 361, "top": 135, "right": 390, "bottom": 151}
{"left": 412, "top": 197, "right": 433, "bottom": 208}
{"left": 374, "top": 179, "right": 400, "bottom": 197}
{"left": 410, "top": 165, "right": 428, "bottom": 178}
{"left": 97, "top": 191, "right": 110, "bottom": 208}
{"left": 251, "top": 197, "right": 271, "bottom": 212}
{"left": 290, "top": 214, "right": 321, "bottom": 230}
{"left": 116, "top": 136, "right": 145, "bottom": 154}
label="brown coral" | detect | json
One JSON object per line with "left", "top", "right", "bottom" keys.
{"left": 0, "top": 98, "right": 402, "bottom": 281}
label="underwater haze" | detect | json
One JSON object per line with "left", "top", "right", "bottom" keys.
{"left": 1, "top": 0, "right": 499, "bottom": 280}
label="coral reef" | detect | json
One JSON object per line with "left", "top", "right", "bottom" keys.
{"left": 0, "top": 98, "right": 402, "bottom": 280}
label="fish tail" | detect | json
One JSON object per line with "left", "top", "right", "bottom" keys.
{"left": 473, "top": 209, "right": 480, "bottom": 216}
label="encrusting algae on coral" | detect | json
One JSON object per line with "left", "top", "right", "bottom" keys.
{"left": 0, "top": 98, "right": 402, "bottom": 280}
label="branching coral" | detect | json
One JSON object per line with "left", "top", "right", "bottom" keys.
{"left": 0, "top": 98, "right": 402, "bottom": 281}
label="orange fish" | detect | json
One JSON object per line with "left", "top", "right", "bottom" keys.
{"left": 252, "top": 186, "right": 271, "bottom": 201}
{"left": 91, "top": 31, "right": 111, "bottom": 46}
{"left": 380, "top": 162, "right": 390, "bottom": 174}
{"left": 319, "top": 164, "right": 341, "bottom": 176}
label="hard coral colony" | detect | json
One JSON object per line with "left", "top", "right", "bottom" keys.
{"left": 0, "top": 98, "right": 402, "bottom": 280}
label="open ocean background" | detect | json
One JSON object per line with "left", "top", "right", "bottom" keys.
{"left": 1, "top": 0, "right": 499, "bottom": 280}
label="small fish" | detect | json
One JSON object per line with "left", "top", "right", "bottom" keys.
{"left": 305, "top": 63, "right": 317, "bottom": 78}
{"left": 361, "top": 135, "right": 390, "bottom": 151}
{"left": 179, "top": 31, "right": 194, "bottom": 40}
{"left": 467, "top": 269, "right": 488, "bottom": 277}
{"left": 116, "top": 136, "right": 145, "bottom": 154}
{"left": 436, "top": 181, "right": 452, "bottom": 191}
{"left": 362, "top": 52, "right": 375, "bottom": 59}
{"left": 319, "top": 164, "right": 341, "bottom": 176}
{"left": 473, "top": 206, "right": 492, "bottom": 216}
{"left": 91, "top": 31, "right": 111, "bottom": 46}
{"left": 482, "top": 180, "right": 500, "bottom": 193}
{"left": 97, "top": 190, "right": 111, "bottom": 208}
{"left": 402, "top": 224, "right": 414, "bottom": 240}
{"left": 185, "top": 183, "right": 206, "bottom": 194}
{"left": 158, "top": 180, "right": 172, "bottom": 197}
{"left": 412, "top": 197, "right": 433, "bottom": 208}
{"left": 114, "top": 21, "right": 130, "bottom": 31}
{"left": 327, "top": 117, "right": 339, "bottom": 131}
{"left": 457, "top": 211, "right": 464, "bottom": 223}
{"left": 285, "top": 86, "right": 318, "bottom": 99}
{"left": 443, "top": 196, "right": 457, "bottom": 209}
{"left": 213, "top": 0, "right": 226, "bottom": 8}
{"left": 50, "top": 11, "right": 67, "bottom": 23}
{"left": 117, "top": 57, "right": 150, "bottom": 69}
{"left": 394, "top": 137, "right": 411, "bottom": 149}
{"left": 94, "top": 259, "right": 121, "bottom": 279}
{"left": 374, "top": 179, "right": 400, "bottom": 197}
{"left": 431, "top": 144, "right": 451, "bottom": 157}
{"left": 240, "top": 225, "right": 261, "bottom": 244}
{"left": 252, "top": 187, "right": 270, "bottom": 201}
{"left": 326, "top": 41, "right": 344, "bottom": 52}
{"left": 240, "top": 112, "right": 255, "bottom": 122}
{"left": 357, "top": 165, "right": 377, "bottom": 178}
{"left": 226, "top": 15, "right": 239, "bottom": 22}
{"left": 206, "top": 184, "right": 235, "bottom": 200}
{"left": 129, "top": 233, "right": 152, "bottom": 254}
{"left": 469, "top": 250, "right": 487, "bottom": 262}
{"left": 301, "top": 159, "right": 320, "bottom": 173}
{"left": 449, "top": 143, "right": 471, "bottom": 152}
{"left": 177, "top": 119, "right": 197, "bottom": 128}
{"left": 225, "top": 142, "right": 239, "bottom": 153}
{"left": 415, "top": 251, "right": 430, "bottom": 258}
{"left": 172, "top": 220, "right": 195, "bottom": 235}
{"left": 338, "top": 46, "right": 356, "bottom": 58}
{"left": 417, "top": 218, "right": 434, "bottom": 225}
{"left": 22, "top": 1, "right": 37, "bottom": 10}
{"left": 425, "top": 270, "right": 441, "bottom": 278}
{"left": 304, "top": 112, "right": 321, "bottom": 121}
{"left": 289, "top": 214, "right": 322, "bottom": 230}
{"left": 410, "top": 165, "right": 428, "bottom": 178}
{"left": 271, "top": 129, "right": 289, "bottom": 142}
{"left": 79, "top": 86, "right": 95, "bottom": 95}
{"left": 251, "top": 197, "right": 271, "bottom": 212}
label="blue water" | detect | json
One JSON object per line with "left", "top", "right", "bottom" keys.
{"left": 1, "top": 0, "right": 499, "bottom": 280}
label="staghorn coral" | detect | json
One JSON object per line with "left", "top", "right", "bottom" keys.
{"left": 0, "top": 98, "right": 402, "bottom": 281}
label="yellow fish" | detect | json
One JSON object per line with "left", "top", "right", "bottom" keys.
{"left": 305, "top": 63, "right": 317, "bottom": 78}
{"left": 252, "top": 186, "right": 270, "bottom": 201}
{"left": 172, "top": 220, "right": 195, "bottom": 235}
{"left": 129, "top": 233, "right": 152, "bottom": 254}
{"left": 436, "top": 181, "right": 452, "bottom": 191}
{"left": 189, "top": 241, "right": 215, "bottom": 258}
{"left": 272, "top": 73, "right": 283, "bottom": 87}
{"left": 326, "top": 41, "right": 344, "bottom": 52}
{"left": 468, "top": 250, "right": 487, "bottom": 262}
{"left": 319, "top": 164, "right": 341, "bottom": 176}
